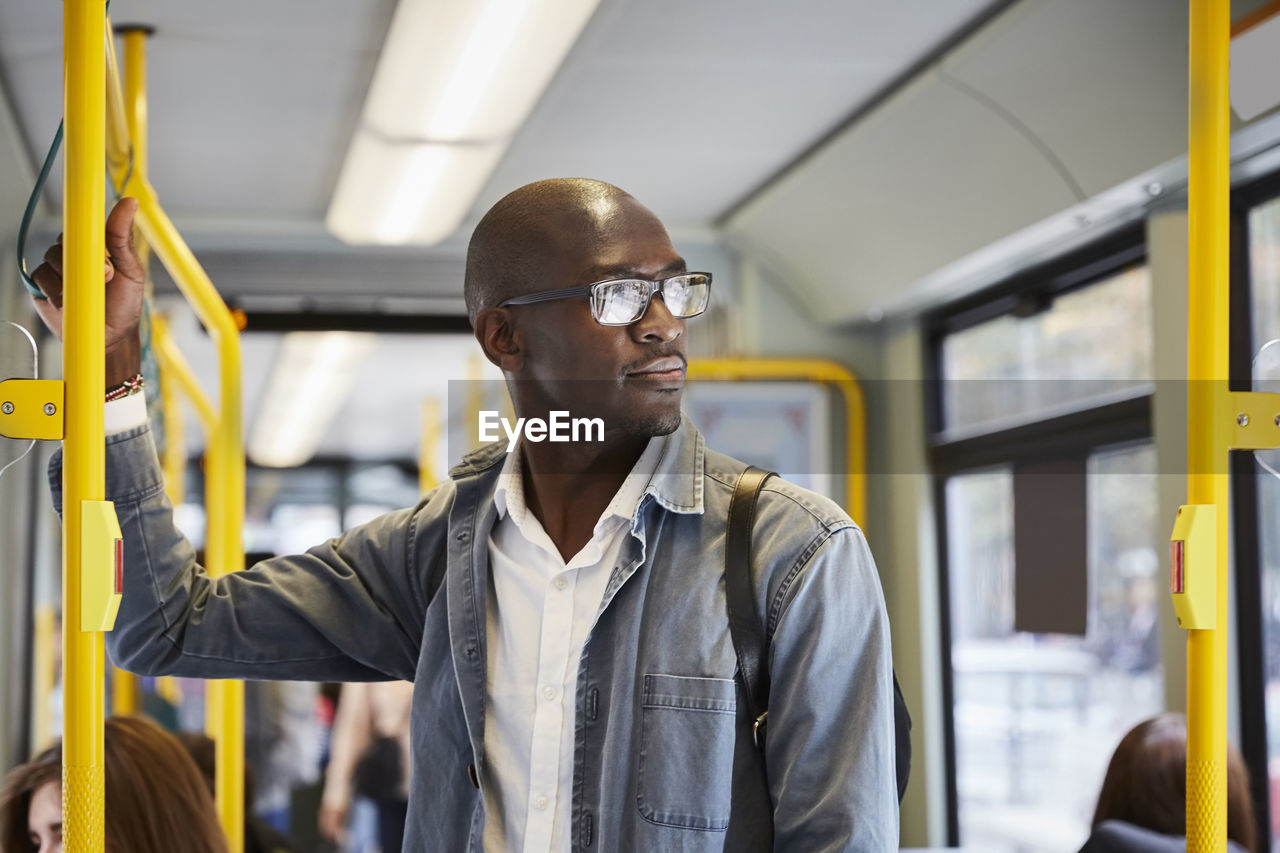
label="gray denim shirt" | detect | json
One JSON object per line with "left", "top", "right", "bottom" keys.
{"left": 51, "top": 416, "right": 898, "bottom": 851}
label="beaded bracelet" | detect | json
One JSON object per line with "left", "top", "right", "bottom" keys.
{"left": 105, "top": 373, "right": 145, "bottom": 403}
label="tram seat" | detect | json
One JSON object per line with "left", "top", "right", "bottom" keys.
{"left": 1077, "top": 820, "right": 1247, "bottom": 853}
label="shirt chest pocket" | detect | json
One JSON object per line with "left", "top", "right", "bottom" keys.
{"left": 636, "top": 673, "right": 737, "bottom": 832}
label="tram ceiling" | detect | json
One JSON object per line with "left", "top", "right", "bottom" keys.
{"left": 5, "top": 1, "right": 1280, "bottom": 465}
{"left": 3, "top": 1, "right": 1280, "bottom": 319}
{"left": 1, "top": 1, "right": 998, "bottom": 274}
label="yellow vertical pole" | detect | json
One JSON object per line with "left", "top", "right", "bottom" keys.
{"left": 121, "top": 28, "right": 149, "bottom": 197}
{"left": 151, "top": 315, "right": 187, "bottom": 502}
{"left": 1185, "top": 0, "right": 1230, "bottom": 848}
{"left": 420, "top": 396, "right": 440, "bottom": 492}
{"left": 466, "top": 354, "right": 484, "bottom": 453}
{"left": 121, "top": 29, "right": 245, "bottom": 850}
{"left": 150, "top": 313, "right": 187, "bottom": 712}
{"left": 110, "top": 662, "right": 138, "bottom": 715}
{"left": 32, "top": 604, "right": 57, "bottom": 751}
{"left": 107, "top": 28, "right": 153, "bottom": 717}
{"left": 132, "top": 200, "right": 246, "bottom": 851}
{"left": 61, "top": 0, "right": 107, "bottom": 849}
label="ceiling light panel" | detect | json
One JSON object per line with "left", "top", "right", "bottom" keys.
{"left": 248, "top": 332, "right": 379, "bottom": 467}
{"left": 327, "top": 130, "right": 505, "bottom": 244}
{"left": 364, "top": 0, "right": 602, "bottom": 142}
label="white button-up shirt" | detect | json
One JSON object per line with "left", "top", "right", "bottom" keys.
{"left": 483, "top": 435, "right": 666, "bottom": 853}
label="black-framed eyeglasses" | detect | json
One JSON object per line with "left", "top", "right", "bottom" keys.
{"left": 498, "top": 272, "right": 712, "bottom": 326}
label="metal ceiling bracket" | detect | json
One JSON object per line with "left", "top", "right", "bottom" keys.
{"left": 0, "top": 379, "right": 65, "bottom": 440}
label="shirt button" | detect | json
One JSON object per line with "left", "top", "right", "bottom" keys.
{"left": 542, "top": 685, "right": 557, "bottom": 700}
{"left": 535, "top": 795, "right": 550, "bottom": 811}
{"left": 553, "top": 576, "right": 569, "bottom": 591}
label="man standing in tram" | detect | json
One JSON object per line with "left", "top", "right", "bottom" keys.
{"left": 30, "top": 178, "right": 898, "bottom": 851}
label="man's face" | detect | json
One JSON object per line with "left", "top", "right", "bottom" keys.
{"left": 511, "top": 196, "right": 689, "bottom": 438}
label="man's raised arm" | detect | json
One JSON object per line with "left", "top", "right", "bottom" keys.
{"left": 34, "top": 197, "right": 429, "bottom": 684}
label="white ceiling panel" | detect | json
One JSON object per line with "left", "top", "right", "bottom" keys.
{"left": 726, "top": 67, "right": 1082, "bottom": 324}
{"left": 0, "top": 0, "right": 1005, "bottom": 237}
{"left": 0, "top": 0, "right": 395, "bottom": 220}
{"left": 940, "top": 0, "right": 1188, "bottom": 199}
{"left": 473, "top": 0, "right": 1000, "bottom": 227}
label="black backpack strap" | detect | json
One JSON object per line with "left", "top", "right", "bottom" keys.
{"left": 726, "top": 466, "right": 774, "bottom": 748}
{"left": 726, "top": 466, "right": 913, "bottom": 802}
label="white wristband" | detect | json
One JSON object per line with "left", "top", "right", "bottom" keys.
{"left": 105, "top": 392, "right": 148, "bottom": 435}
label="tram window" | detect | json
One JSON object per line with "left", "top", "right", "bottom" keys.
{"left": 940, "top": 265, "right": 1152, "bottom": 434}
{"left": 946, "top": 444, "right": 1161, "bottom": 852}
{"left": 1252, "top": 195, "right": 1280, "bottom": 347}
{"left": 1248, "top": 193, "right": 1280, "bottom": 847}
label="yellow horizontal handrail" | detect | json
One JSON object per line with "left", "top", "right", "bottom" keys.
{"left": 687, "top": 358, "right": 867, "bottom": 529}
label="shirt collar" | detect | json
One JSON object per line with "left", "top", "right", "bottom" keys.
{"left": 494, "top": 432, "right": 669, "bottom": 533}
{"left": 452, "top": 414, "right": 705, "bottom": 519}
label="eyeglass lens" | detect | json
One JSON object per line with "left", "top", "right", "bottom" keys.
{"left": 592, "top": 275, "right": 710, "bottom": 325}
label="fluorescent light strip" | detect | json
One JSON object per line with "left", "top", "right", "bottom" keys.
{"left": 427, "top": 0, "right": 534, "bottom": 140}
{"left": 248, "top": 332, "right": 378, "bottom": 468}
{"left": 326, "top": 0, "right": 602, "bottom": 246}
{"left": 326, "top": 134, "right": 506, "bottom": 245}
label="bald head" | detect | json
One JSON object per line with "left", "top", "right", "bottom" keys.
{"left": 464, "top": 178, "right": 648, "bottom": 325}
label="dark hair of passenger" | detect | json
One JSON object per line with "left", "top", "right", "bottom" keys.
{"left": 1090, "top": 713, "right": 1256, "bottom": 853}
{"left": 0, "top": 715, "right": 228, "bottom": 853}
{"left": 0, "top": 742, "right": 58, "bottom": 853}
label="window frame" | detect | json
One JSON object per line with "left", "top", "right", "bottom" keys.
{"left": 1227, "top": 170, "right": 1280, "bottom": 851}
{"left": 924, "top": 230, "right": 1154, "bottom": 845}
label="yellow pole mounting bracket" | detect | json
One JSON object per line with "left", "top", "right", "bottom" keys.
{"left": 1171, "top": 504, "right": 1217, "bottom": 630}
{"left": 80, "top": 500, "right": 122, "bottom": 632}
{"left": 1229, "top": 391, "right": 1280, "bottom": 449}
{"left": 0, "top": 379, "right": 65, "bottom": 440}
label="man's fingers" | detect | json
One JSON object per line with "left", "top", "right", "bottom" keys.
{"left": 43, "top": 240, "right": 63, "bottom": 278}
{"left": 29, "top": 262, "right": 64, "bottom": 309}
{"left": 104, "top": 197, "right": 145, "bottom": 281}
{"left": 32, "top": 295, "right": 63, "bottom": 340}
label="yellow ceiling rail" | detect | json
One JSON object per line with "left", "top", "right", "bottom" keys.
{"left": 62, "top": 1, "right": 109, "bottom": 849}
{"left": 686, "top": 358, "right": 866, "bottom": 529}
{"left": 1180, "top": 0, "right": 1230, "bottom": 848}
{"left": 109, "top": 26, "right": 247, "bottom": 851}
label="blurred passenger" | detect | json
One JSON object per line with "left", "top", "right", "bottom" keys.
{"left": 1079, "top": 713, "right": 1256, "bottom": 852}
{"left": 319, "top": 681, "right": 413, "bottom": 853}
{"left": 243, "top": 679, "right": 321, "bottom": 832}
{"left": 175, "top": 731, "right": 306, "bottom": 853}
{"left": 0, "top": 715, "right": 227, "bottom": 853}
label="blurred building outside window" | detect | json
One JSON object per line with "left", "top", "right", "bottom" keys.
{"left": 937, "top": 261, "right": 1160, "bottom": 852}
